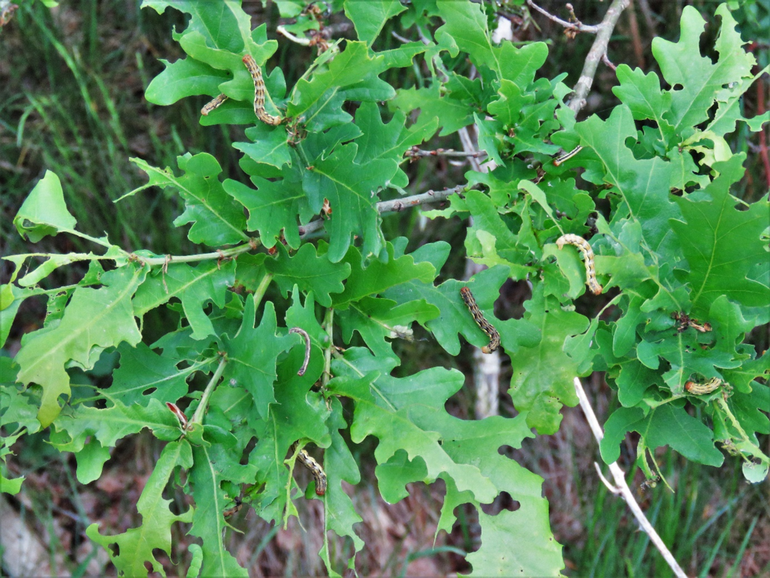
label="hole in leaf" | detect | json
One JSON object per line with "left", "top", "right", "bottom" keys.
{"left": 480, "top": 491, "right": 520, "bottom": 515}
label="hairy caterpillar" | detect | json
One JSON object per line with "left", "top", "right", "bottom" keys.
{"left": 460, "top": 287, "right": 500, "bottom": 354}
{"left": 552, "top": 145, "right": 583, "bottom": 166}
{"left": 291, "top": 442, "right": 327, "bottom": 496}
{"left": 555, "top": 234, "right": 603, "bottom": 295}
{"left": 684, "top": 377, "right": 722, "bottom": 395}
{"left": 241, "top": 55, "right": 283, "bottom": 126}
{"left": 288, "top": 327, "right": 311, "bottom": 376}
{"left": 201, "top": 93, "right": 229, "bottom": 116}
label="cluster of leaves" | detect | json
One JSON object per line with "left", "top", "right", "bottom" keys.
{"left": 1, "top": 0, "right": 768, "bottom": 576}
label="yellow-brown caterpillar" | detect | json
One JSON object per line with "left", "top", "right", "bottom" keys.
{"left": 460, "top": 287, "right": 500, "bottom": 354}
{"left": 684, "top": 377, "right": 722, "bottom": 395}
{"left": 241, "top": 55, "right": 283, "bottom": 126}
{"left": 201, "top": 93, "right": 229, "bottom": 116}
{"left": 291, "top": 442, "right": 327, "bottom": 496}
{"left": 555, "top": 234, "right": 603, "bottom": 295}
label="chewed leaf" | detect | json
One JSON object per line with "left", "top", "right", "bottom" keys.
{"left": 13, "top": 171, "right": 77, "bottom": 242}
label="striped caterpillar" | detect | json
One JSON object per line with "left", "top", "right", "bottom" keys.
{"left": 200, "top": 56, "right": 283, "bottom": 125}
{"left": 460, "top": 287, "right": 500, "bottom": 354}
{"left": 555, "top": 234, "right": 603, "bottom": 295}
{"left": 291, "top": 442, "right": 327, "bottom": 496}
{"left": 241, "top": 55, "right": 283, "bottom": 125}
{"left": 684, "top": 377, "right": 722, "bottom": 395}
{"left": 552, "top": 145, "right": 583, "bottom": 166}
{"left": 201, "top": 93, "right": 228, "bottom": 116}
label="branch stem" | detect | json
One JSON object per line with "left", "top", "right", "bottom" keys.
{"left": 573, "top": 377, "right": 688, "bottom": 578}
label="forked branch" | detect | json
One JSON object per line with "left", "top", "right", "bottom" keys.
{"left": 573, "top": 377, "right": 688, "bottom": 578}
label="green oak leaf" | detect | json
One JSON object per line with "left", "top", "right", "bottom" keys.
{"left": 247, "top": 325, "right": 330, "bottom": 522}
{"left": 353, "top": 102, "right": 439, "bottom": 189}
{"left": 265, "top": 243, "right": 350, "bottom": 308}
{"left": 330, "top": 354, "right": 496, "bottom": 503}
{"left": 102, "top": 343, "right": 191, "bottom": 406}
{"left": 15, "top": 266, "right": 146, "bottom": 427}
{"left": 332, "top": 243, "right": 436, "bottom": 309}
{"left": 233, "top": 124, "right": 292, "bottom": 170}
{"left": 13, "top": 171, "right": 77, "bottom": 242}
{"left": 320, "top": 401, "right": 364, "bottom": 574}
{"left": 576, "top": 105, "right": 679, "bottom": 255}
{"left": 87, "top": 440, "right": 194, "bottom": 578}
{"left": 224, "top": 167, "right": 307, "bottom": 250}
{"left": 189, "top": 443, "right": 256, "bottom": 578}
{"left": 600, "top": 404, "right": 724, "bottom": 467}
{"left": 133, "top": 260, "right": 236, "bottom": 341}
{"left": 652, "top": 4, "right": 756, "bottom": 138}
{"left": 221, "top": 299, "right": 294, "bottom": 419}
{"left": 508, "top": 285, "right": 589, "bottom": 435}
{"left": 671, "top": 155, "right": 770, "bottom": 316}
{"left": 389, "top": 84, "right": 473, "bottom": 136}
{"left": 288, "top": 41, "right": 390, "bottom": 125}
{"left": 344, "top": 0, "right": 407, "bottom": 45}
{"left": 337, "top": 296, "right": 440, "bottom": 357}
{"left": 132, "top": 154, "right": 249, "bottom": 247}
{"left": 303, "top": 146, "right": 398, "bottom": 262}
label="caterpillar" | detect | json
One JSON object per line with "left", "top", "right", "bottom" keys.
{"left": 555, "top": 234, "right": 603, "bottom": 295}
{"left": 291, "top": 442, "right": 327, "bottom": 496}
{"left": 684, "top": 377, "right": 722, "bottom": 395}
{"left": 672, "top": 312, "right": 712, "bottom": 333}
{"left": 223, "top": 496, "right": 243, "bottom": 518}
{"left": 288, "top": 327, "right": 311, "bottom": 376}
{"left": 639, "top": 475, "right": 661, "bottom": 493}
{"left": 241, "top": 55, "right": 283, "bottom": 126}
{"left": 460, "top": 287, "right": 500, "bottom": 354}
{"left": 201, "top": 93, "right": 229, "bottom": 116}
{"left": 552, "top": 145, "right": 583, "bottom": 166}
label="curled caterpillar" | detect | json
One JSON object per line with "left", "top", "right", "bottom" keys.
{"left": 555, "top": 234, "right": 603, "bottom": 295}
{"left": 291, "top": 442, "right": 327, "bottom": 496}
{"left": 242, "top": 55, "right": 283, "bottom": 126}
{"left": 288, "top": 327, "right": 311, "bottom": 376}
{"left": 460, "top": 287, "right": 500, "bottom": 354}
{"left": 685, "top": 377, "right": 722, "bottom": 395}
{"left": 223, "top": 496, "right": 243, "bottom": 518}
{"left": 639, "top": 475, "right": 661, "bottom": 493}
{"left": 201, "top": 93, "right": 229, "bottom": 116}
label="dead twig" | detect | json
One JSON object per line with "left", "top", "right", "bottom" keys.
{"left": 569, "top": 0, "right": 632, "bottom": 113}
{"left": 573, "top": 377, "right": 688, "bottom": 578}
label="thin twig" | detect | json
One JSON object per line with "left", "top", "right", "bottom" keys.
{"left": 526, "top": 0, "right": 600, "bottom": 33}
{"left": 573, "top": 377, "right": 688, "bottom": 578}
{"left": 569, "top": 0, "right": 632, "bottom": 113}
{"left": 298, "top": 184, "right": 469, "bottom": 237}
{"left": 406, "top": 147, "right": 489, "bottom": 159}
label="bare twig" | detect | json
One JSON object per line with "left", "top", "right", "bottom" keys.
{"left": 526, "top": 0, "right": 600, "bottom": 33}
{"left": 573, "top": 377, "right": 688, "bottom": 578}
{"left": 405, "top": 146, "right": 489, "bottom": 161}
{"left": 298, "top": 184, "right": 469, "bottom": 237}
{"left": 569, "top": 0, "right": 632, "bottom": 113}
